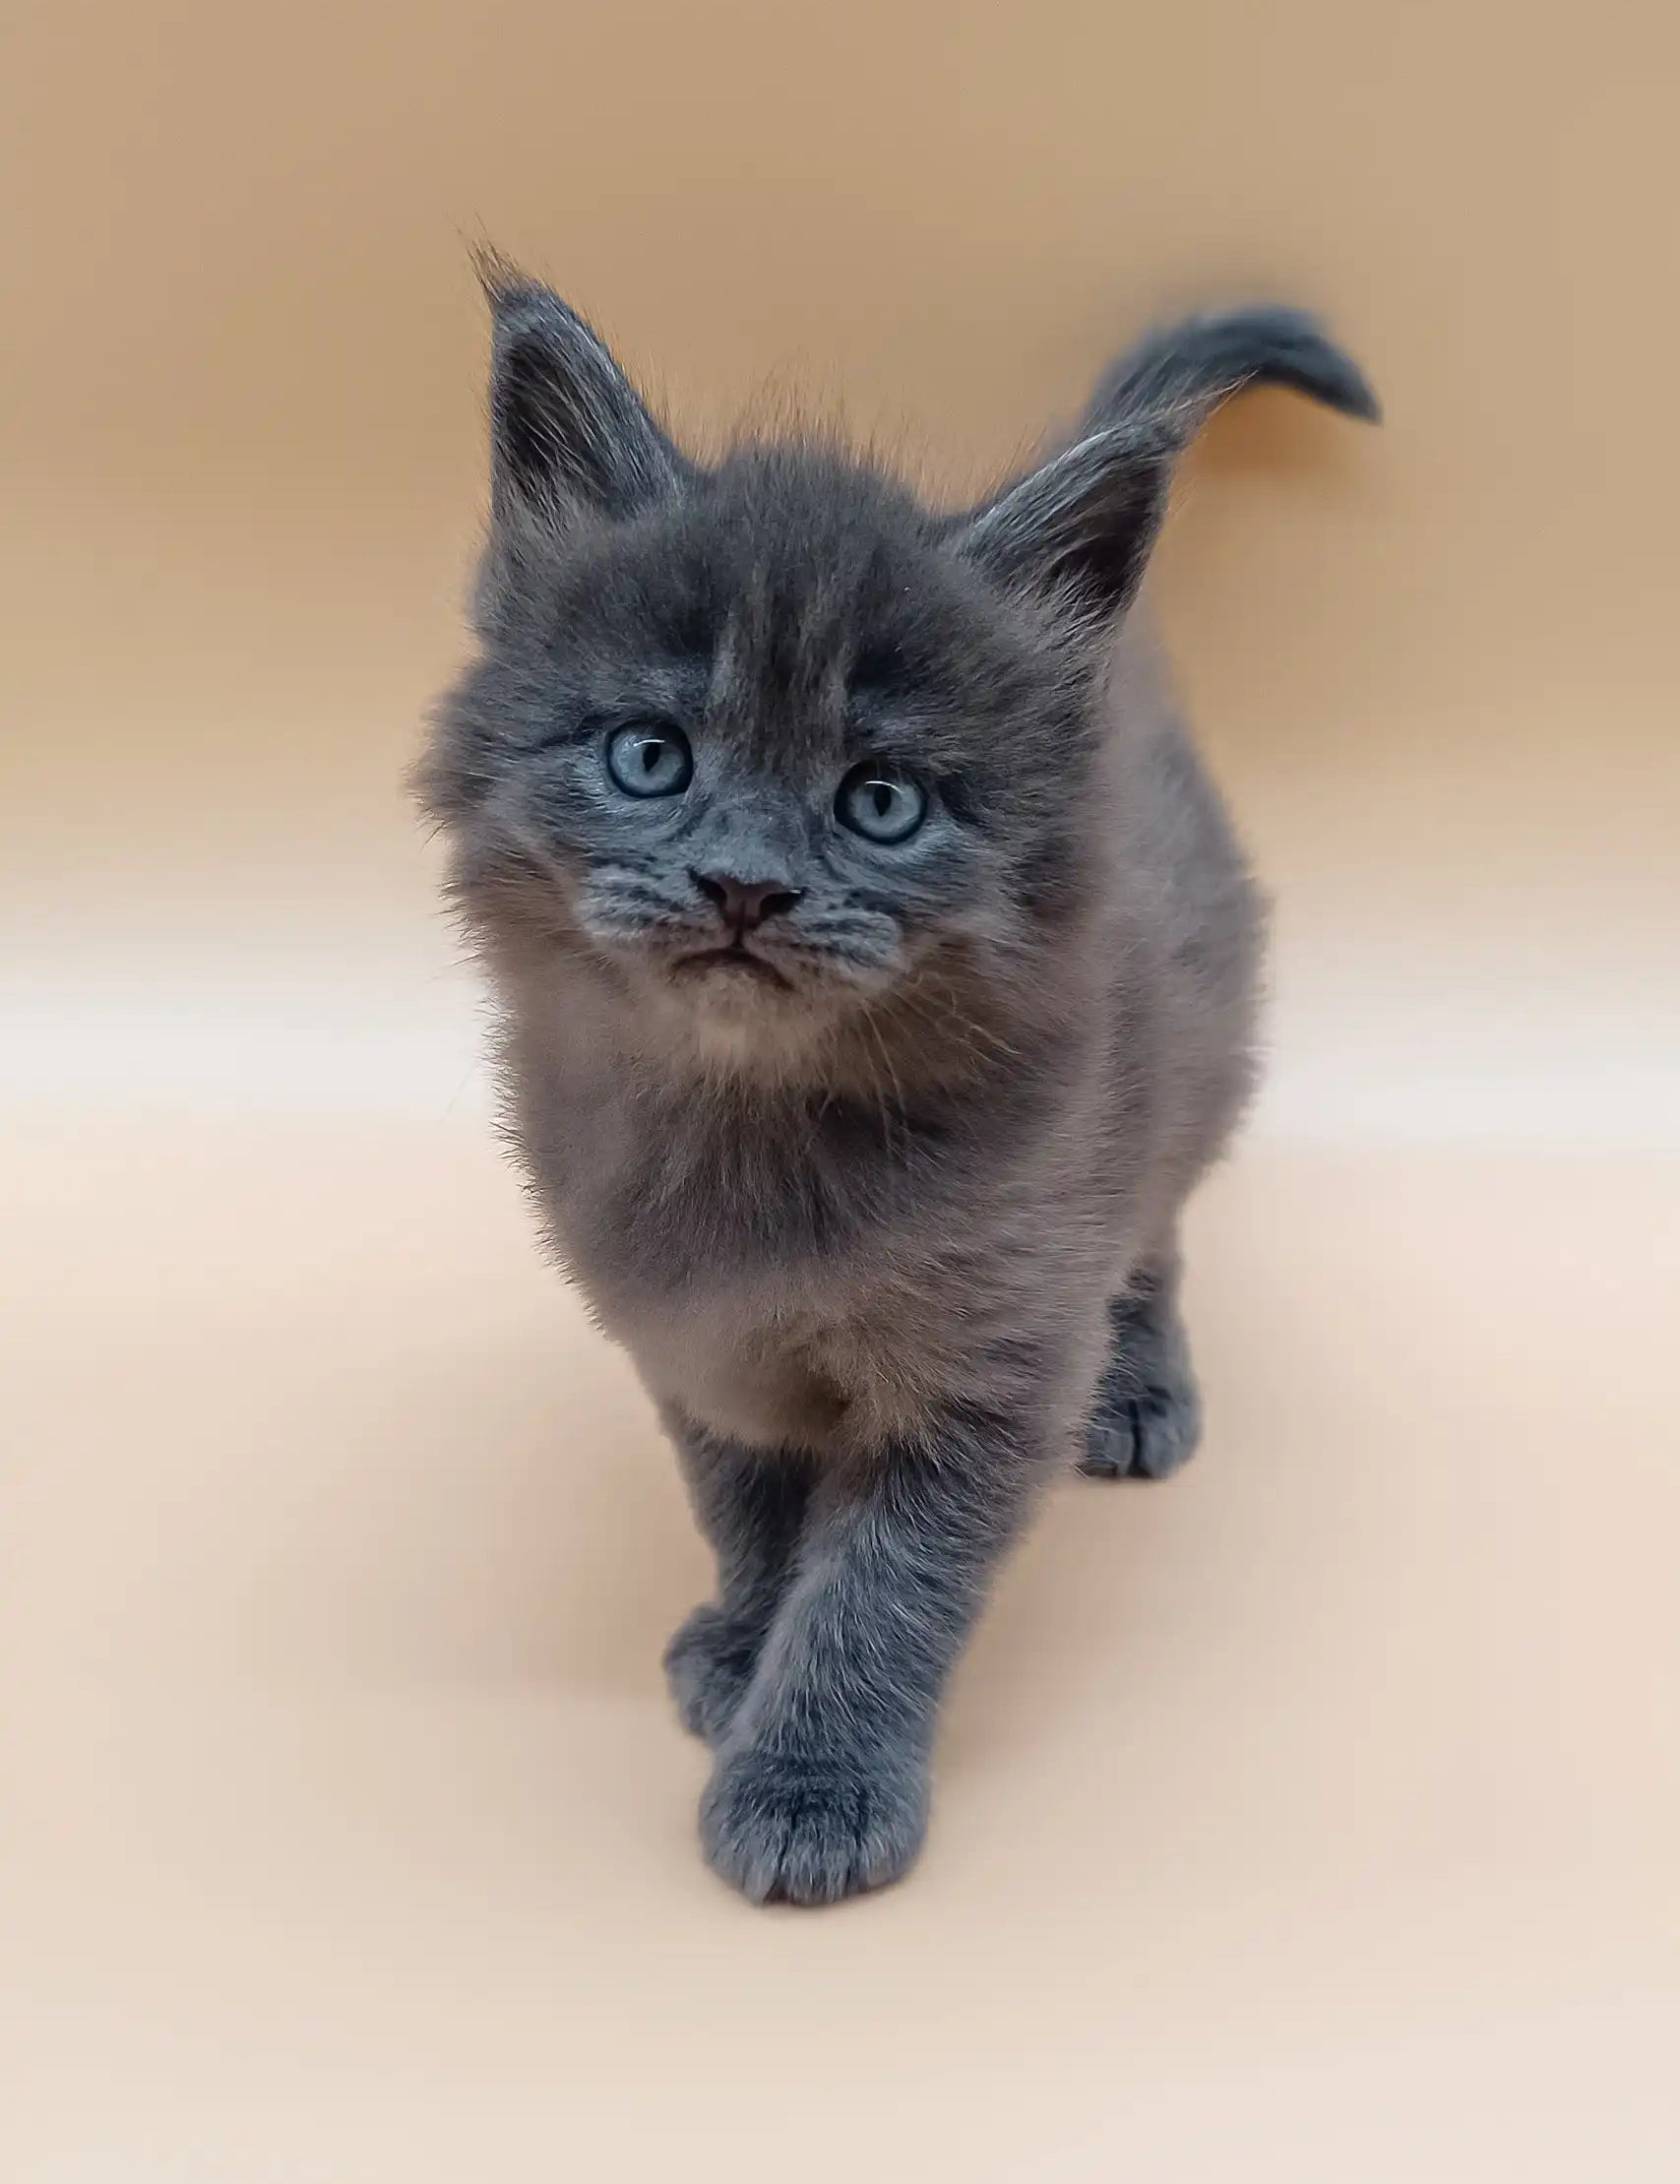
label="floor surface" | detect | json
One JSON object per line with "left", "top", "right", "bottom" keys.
{"left": 4, "top": 1113, "right": 1677, "bottom": 2179}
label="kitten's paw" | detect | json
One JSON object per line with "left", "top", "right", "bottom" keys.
{"left": 699, "top": 1740, "right": 928, "bottom": 1905}
{"left": 663, "top": 1605, "right": 761, "bottom": 1742}
{"left": 1080, "top": 1277, "right": 1204, "bottom": 1482}
{"left": 1080, "top": 1373, "right": 1203, "bottom": 1481}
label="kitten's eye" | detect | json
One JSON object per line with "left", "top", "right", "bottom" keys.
{"left": 605, "top": 722, "right": 693, "bottom": 798}
{"left": 836, "top": 763, "right": 927, "bottom": 845}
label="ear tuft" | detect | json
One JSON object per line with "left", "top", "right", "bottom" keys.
{"left": 474, "top": 254, "right": 688, "bottom": 529}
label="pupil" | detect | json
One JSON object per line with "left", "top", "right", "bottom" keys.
{"left": 872, "top": 783, "right": 892, "bottom": 817}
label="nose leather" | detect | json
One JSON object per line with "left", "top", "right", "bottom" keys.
{"left": 691, "top": 871, "right": 804, "bottom": 935}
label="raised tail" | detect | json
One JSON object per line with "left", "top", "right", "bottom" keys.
{"left": 1083, "top": 306, "right": 1379, "bottom": 441}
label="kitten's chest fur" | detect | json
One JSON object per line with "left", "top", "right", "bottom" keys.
{"left": 503, "top": 1002, "right": 1108, "bottom": 1451}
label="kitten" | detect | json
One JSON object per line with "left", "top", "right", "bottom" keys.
{"left": 417, "top": 260, "right": 1376, "bottom": 1903}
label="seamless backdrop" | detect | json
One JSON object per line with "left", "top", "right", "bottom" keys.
{"left": 3, "top": 3, "right": 1678, "bottom": 2178}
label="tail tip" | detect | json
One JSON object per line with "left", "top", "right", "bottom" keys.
{"left": 1207, "top": 304, "right": 1382, "bottom": 424}
{"left": 1092, "top": 303, "right": 1381, "bottom": 432}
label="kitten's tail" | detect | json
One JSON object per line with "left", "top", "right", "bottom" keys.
{"left": 1082, "top": 307, "right": 1380, "bottom": 442}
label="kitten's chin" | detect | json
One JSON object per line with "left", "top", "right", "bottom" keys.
{"left": 623, "top": 946, "right": 870, "bottom": 1077}
{"left": 669, "top": 945, "right": 793, "bottom": 993}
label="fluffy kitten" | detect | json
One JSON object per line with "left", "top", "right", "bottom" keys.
{"left": 417, "top": 262, "right": 1375, "bottom": 1903}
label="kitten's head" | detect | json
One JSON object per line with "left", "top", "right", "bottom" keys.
{"left": 419, "top": 266, "right": 1176, "bottom": 1063}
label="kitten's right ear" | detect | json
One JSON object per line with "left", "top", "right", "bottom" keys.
{"left": 476, "top": 252, "right": 689, "bottom": 530}
{"left": 952, "top": 422, "right": 1177, "bottom": 623}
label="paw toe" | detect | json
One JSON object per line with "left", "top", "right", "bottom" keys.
{"left": 700, "top": 1746, "right": 927, "bottom": 1905}
{"left": 1081, "top": 1385, "right": 1203, "bottom": 1481}
{"left": 1079, "top": 1408, "right": 1140, "bottom": 1478}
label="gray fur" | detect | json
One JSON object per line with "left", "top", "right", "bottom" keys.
{"left": 416, "top": 264, "right": 1375, "bottom": 1903}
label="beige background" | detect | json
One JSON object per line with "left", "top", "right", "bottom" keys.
{"left": 3, "top": 1, "right": 1677, "bottom": 2176}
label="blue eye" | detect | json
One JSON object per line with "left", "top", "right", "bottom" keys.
{"left": 605, "top": 722, "right": 693, "bottom": 798}
{"left": 837, "top": 763, "right": 927, "bottom": 845}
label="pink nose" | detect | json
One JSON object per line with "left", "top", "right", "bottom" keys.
{"left": 691, "top": 872, "right": 804, "bottom": 934}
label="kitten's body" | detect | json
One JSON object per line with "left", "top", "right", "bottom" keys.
{"left": 421, "top": 269, "right": 1374, "bottom": 1902}
{"left": 494, "top": 620, "right": 1256, "bottom": 1459}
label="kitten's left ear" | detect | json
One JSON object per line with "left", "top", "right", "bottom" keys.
{"left": 477, "top": 254, "right": 689, "bottom": 529}
{"left": 952, "top": 423, "right": 1176, "bottom": 621}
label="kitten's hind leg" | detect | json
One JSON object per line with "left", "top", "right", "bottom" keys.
{"left": 662, "top": 1418, "right": 815, "bottom": 1743}
{"left": 1080, "top": 1256, "right": 1204, "bottom": 1482}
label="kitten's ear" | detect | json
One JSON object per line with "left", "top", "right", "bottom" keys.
{"left": 477, "top": 254, "right": 689, "bottom": 529}
{"left": 952, "top": 424, "right": 1176, "bottom": 621}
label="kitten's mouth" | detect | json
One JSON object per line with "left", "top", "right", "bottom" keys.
{"left": 671, "top": 943, "right": 791, "bottom": 991}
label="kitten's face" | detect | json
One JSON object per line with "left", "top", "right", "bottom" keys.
{"left": 419, "top": 269, "right": 1174, "bottom": 1061}
{"left": 434, "top": 454, "right": 1096, "bottom": 1047}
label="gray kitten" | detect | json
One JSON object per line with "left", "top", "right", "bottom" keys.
{"left": 417, "top": 262, "right": 1376, "bottom": 1903}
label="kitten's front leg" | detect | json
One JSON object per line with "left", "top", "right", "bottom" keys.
{"left": 663, "top": 1416, "right": 816, "bottom": 1743}
{"left": 700, "top": 1407, "right": 1043, "bottom": 1904}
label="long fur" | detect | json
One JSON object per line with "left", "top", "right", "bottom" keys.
{"left": 417, "top": 275, "right": 1376, "bottom": 1903}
